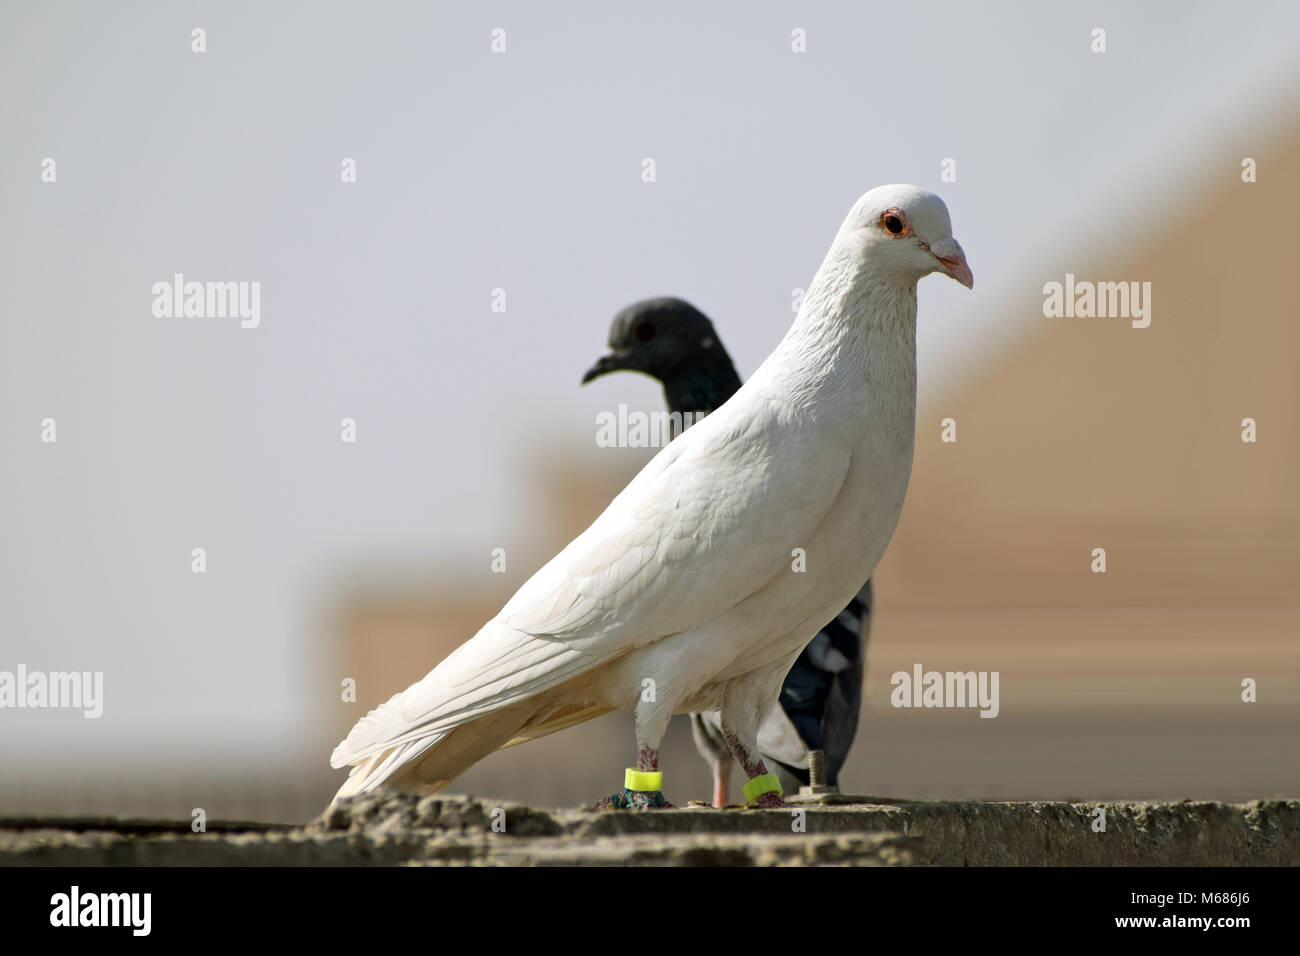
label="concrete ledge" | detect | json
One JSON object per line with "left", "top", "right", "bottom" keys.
{"left": 1, "top": 794, "right": 1296, "bottom": 866}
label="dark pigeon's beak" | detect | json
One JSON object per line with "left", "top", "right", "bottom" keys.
{"left": 582, "top": 351, "right": 632, "bottom": 384}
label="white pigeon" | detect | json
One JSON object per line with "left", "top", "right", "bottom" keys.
{"left": 330, "top": 184, "right": 973, "bottom": 809}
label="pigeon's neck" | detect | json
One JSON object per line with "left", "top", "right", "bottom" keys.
{"left": 660, "top": 357, "right": 744, "bottom": 418}
{"left": 764, "top": 245, "right": 919, "bottom": 426}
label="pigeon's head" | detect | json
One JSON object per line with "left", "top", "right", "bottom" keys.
{"left": 840, "top": 184, "right": 973, "bottom": 290}
{"left": 582, "top": 297, "right": 729, "bottom": 385}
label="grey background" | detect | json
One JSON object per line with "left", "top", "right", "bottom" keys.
{"left": 1, "top": 1, "right": 1296, "bottom": 810}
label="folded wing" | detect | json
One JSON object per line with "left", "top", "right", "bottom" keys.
{"left": 331, "top": 397, "right": 851, "bottom": 775}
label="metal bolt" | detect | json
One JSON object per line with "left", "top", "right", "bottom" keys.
{"left": 808, "top": 749, "right": 827, "bottom": 787}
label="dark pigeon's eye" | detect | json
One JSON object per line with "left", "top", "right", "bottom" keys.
{"left": 882, "top": 214, "right": 905, "bottom": 235}
{"left": 634, "top": 321, "right": 656, "bottom": 342}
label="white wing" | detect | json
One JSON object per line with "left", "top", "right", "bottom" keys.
{"left": 332, "top": 391, "right": 851, "bottom": 769}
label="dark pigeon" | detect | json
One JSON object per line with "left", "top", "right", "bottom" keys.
{"left": 581, "top": 297, "right": 743, "bottom": 432}
{"left": 583, "top": 296, "right": 873, "bottom": 806}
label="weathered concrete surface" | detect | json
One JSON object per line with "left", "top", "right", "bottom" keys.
{"left": 1, "top": 794, "right": 1295, "bottom": 866}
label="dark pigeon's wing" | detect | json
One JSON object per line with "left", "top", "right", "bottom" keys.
{"left": 773, "top": 579, "right": 872, "bottom": 785}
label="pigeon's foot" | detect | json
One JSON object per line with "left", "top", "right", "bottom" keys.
{"left": 597, "top": 766, "right": 673, "bottom": 809}
{"left": 745, "top": 791, "right": 789, "bottom": 809}
{"left": 597, "top": 788, "right": 675, "bottom": 810}
{"left": 738, "top": 770, "right": 785, "bottom": 809}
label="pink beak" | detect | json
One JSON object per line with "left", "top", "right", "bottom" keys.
{"left": 930, "top": 237, "right": 974, "bottom": 289}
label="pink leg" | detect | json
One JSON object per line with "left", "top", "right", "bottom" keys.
{"left": 711, "top": 755, "right": 731, "bottom": 808}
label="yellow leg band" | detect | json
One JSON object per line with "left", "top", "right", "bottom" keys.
{"left": 743, "top": 773, "right": 782, "bottom": 803}
{"left": 625, "top": 768, "right": 663, "bottom": 792}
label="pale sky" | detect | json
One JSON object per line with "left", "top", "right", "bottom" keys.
{"left": 1, "top": 0, "right": 1297, "bottom": 767}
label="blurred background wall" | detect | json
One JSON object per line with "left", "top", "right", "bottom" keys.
{"left": 1, "top": 1, "right": 1297, "bottom": 822}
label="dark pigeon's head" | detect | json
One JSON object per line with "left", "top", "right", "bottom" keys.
{"left": 581, "top": 297, "right": 730, "bottom": 387}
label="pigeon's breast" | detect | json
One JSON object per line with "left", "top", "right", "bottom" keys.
{"left": 587, "top": 356, "right": 917, "bottom": 713}
{"left": 706, "top": 395, "right": 916, "bottom": 677}
{"left": 595, "top": 423, "right": 914, "bottom": 712}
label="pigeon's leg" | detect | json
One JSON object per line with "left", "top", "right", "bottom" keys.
{"left": 720, "top": 676, "right": 789, "bottom": 809}
{"left": 689, "top": 712, "right": 734, "bottom": 808}
{"left": 711, "top": 754, "right": 733, "bottom": 809}
{"left": 597, "top": 699, "right": 675, "bottom": 810}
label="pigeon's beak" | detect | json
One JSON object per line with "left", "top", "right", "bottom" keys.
{"left": 582, "top": 351, "right": 630, "bottom": 384}
{"left": 930, "top": 237, "right": 974, "bottom": 289}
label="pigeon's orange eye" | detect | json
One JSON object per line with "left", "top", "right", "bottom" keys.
{"left": 880, "top": 210, "right": 910, "bottom": 237}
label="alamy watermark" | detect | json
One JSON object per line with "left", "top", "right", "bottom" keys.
{"left": 151, "top": 273, "right": 260, "bottom": 328}
{"left": 0, "top": 664, "right": 103, "bottom": 718}
{"left": 50, "top": 886, "right": 150, "bottom": 936}
{"left": 1042, "top": 273, "right": 1151, "bottom": 328}
{"left": 890, "top": 663, "right": 999, "bottom": 718}
{"left": 596, "top": 404, "right": 708, "bottom": 448}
